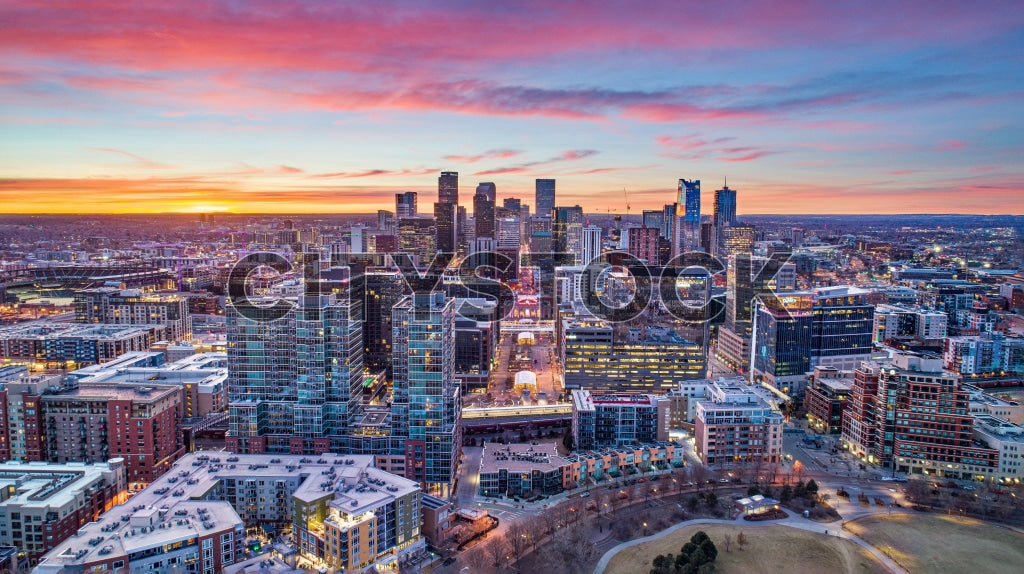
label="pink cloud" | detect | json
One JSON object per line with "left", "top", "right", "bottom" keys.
{"left": 936, "top": 139, "right": 967, "bottom": 151}
{"left": 442, "top": 149, "right": 522, "bottom": 163}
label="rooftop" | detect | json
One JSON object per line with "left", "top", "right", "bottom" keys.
{"left": 0, "top": 459, "right": 123, "bottom": 511}
{"left": 480, "top": 442, "right": 564, "bottom": 474}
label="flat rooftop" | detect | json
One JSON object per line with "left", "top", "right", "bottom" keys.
{"left": 0, "top": 460, "right": 121, "bottom": 511}
{"left": 36, "top": 452, "right": 419, "bottom": 570}
{"left": 479, "top": 442, "right": 564, "bottom": 474}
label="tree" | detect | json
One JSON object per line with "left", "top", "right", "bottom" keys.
{"left": 793, "top": 480, "right": 807, "bottom": 499}
{"left": 699, "top": 539, "right": 718, "bottom": 562}
{"left": 690, "top": 531, "right": 711, "bottom": 546}
{"left": 806, "top": 479, "right": 819, "bottom": 499}
{"left": 704, "top": 492, "right": 718, "bottom": 510}
{"left": 562, "top": 427, "right": 574, "bottom": 451}
{"left": 461, "top": 547, "right": 489, "bottom": 572}
{"left": 747, "top": 485, "right": 761, "bottom": 497}
{"left": 484, "top": 538, "right": 509, "bottom": 568}
{"left": 686, "top": 495, "right": 700, "bottom": 512}
{"left": 723, "top": 533, "right": 732, "bottom": 553}
{"left": 793, "top": 460, "right": 805, "bottom": 482}
{"left": 505, "top": 519, "right": 532, "bottom": 563}
{"left": 736, "top": 531, "right": 748, "bottom": 550}
{"left": 691, "top": 463, "right": 709, "bottom": 489}
{"left": 780, "top": 484, "right": 793, "bottom": 503}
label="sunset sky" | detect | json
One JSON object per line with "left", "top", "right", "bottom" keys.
{"left": 1, "top": 1, "right": 1022, "bottom": 214}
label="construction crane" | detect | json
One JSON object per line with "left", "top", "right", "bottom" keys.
{"left": 623, "top": 188, "right": 631, "bottom": 217}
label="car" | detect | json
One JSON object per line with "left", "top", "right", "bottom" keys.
{"left": 962, "top": 485, "right": 976, "bottom": 491}
{"left": 580, "top": 491, "right": 591, "bottom": 498}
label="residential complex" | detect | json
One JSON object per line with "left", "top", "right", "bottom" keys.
{"left": 694, "top": 380, "right": 784, "bottom": 467}
{"left": 570, "top": 389, "right": 669, "bottom": 450}
{"left": 32, "top": 453, "right": 425, "bottom": 574}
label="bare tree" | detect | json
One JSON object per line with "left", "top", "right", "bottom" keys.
{"left": 540, "top": 507, "right": 560, "bottom": 535}
{"left": 485, "top": 538, "right": 509, "bottom": 568}
{"left": 737, "top": 531, "right": 748, "bottom": 550}
{"left": 505, "top": 520, "right": 532, "bottom": 564}
{"left": 691, "top": 463, "right": 709, "bottom": 489}
{"left": 461, "top": 546, "right": 490, "bottom": 572}
{"left": 723, "top": 532, "right": 732, "bottom": 553}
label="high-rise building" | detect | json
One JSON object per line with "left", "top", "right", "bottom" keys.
{"left": 438, "top": 171, "right": 459, "bottom": 205}
{"left": 680, "top": 179, "right": 701, "bottom": 252}
{"left": 398, "top": 217, "right": 438, "bottom": 265}
{"left": 293, "top": 287, "right": 364, "bottom": 454}
{"left": 627, "top": 226, "right": 660, "bottom": 264}
{"left": 495, "top": 210, "right": 521, "bottom": 249}
{"left": 810, "top": 287, "right": 875, "bottom": 371}
{"left": 535, "top": 178, "right": 555, "bottom": 216}
{"left": 503, "top": 197, "right": 521, "bottom": 212}
{"left": 720, "top": 223, "right": 756, "bottom": 256}
{"left": 552, "top": 205, "right": 585, "bottom": 263}
{"left": 642, "top": 210, "right": 665, "bottom": 238}
{"left": 753, "top": 286, "right": 874, "bottom": 387}
{"left": 713, "top": 184, "right": 738, "bottom": 256}
{"left": 391, "top": 293, "right": 461, "bottom": 497}
{"left": 476, "top": 182, "right": 496, "bottom": 202}
{"left": 713, "top": 185, "right": 737, "bottom": 227}
{"left": 841, "top": 352, "right": 999, "bottom": 478}
{"left": 378, "top": 209, "right": 395, "bottom": 234}
{"left": 42, "top": 383, "right": 184, "bottom": 488}
{"left": 364, "top": 271, "right": 406, "bottom": 376}
{"left": 434, "top": 201, "right": 457, "bottom": 254}
{"left": 581, "top": 225, "right": 603, "bottom": 266}
{"left": 473, "top": 189, "right": 495, "bottom": 240}
{"left": 74, "top": 287, "right": 192, "bottom": 342}
{"left": 752, "top": 293, "right": 814, "bottom": 386}
{"left": 227, "top": 274, "right": 364, "bottom": 455}
{"left": 395, "top": 191, "right": 418, "bottom": 219}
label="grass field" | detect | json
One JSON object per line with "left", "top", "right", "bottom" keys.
{"left": 844, "top": 513, "right": 1024, "bottom": 574}
{"left": 603, "top": 523, "right": 887, "bottom": 574}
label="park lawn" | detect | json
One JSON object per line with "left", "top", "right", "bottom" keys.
{"left": 604, "top": 523, "right": 887, "bottom": 574}
{"left": 845, "top": 513, "right": 1024, "bottom": 574}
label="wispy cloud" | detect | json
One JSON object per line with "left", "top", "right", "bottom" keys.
{"left": 474, "top": 149, "right": 599, "bottom": 176}
{"left": 89, "top": 147, "right": 174, "bottom": 169}
{"left": 442, "top": 149, "right": 522, "bottom": 163}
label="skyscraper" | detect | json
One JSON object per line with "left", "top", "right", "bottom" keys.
{"left": 553, "top": 205, "right": 585, "bottom": 263}
{"left": 627, "top": 226, "right": 660, "bottom": 264}
{"left": 434, "top": 202, "right": 457, "bottom": 254}
{"left": 476, "top": 182, "right": 496, "bottom": 202}
{"left": 713, "top": 185, "right": 737, "bottom": 227}
{"left": 398, "top": 217, "right": 438, "bottom": 265}
{"left": 396, "top": 192, "right": 418, "bottom": 219}
{"left": 713, "top": 185, "right": 737, "bottom": 256}
{"left": 391, "top": 292, "right": 461, "bottom": 497}
{"left": 535, "top": 179, "right": 555, "bottom": 217}
{"left": 581, "top": 225, "right": 603, "bottom": 265}
{"left": 680, "top": 179, "right": 701, "bottom": 252}
{"left": 473, "top": 188, "right": 495, "bottom": 240}
{"left": 438, "top": 171, "right": 459, "bottom": 205}
{"left": 226, "top": 269, "right": 363, "bottom": 454}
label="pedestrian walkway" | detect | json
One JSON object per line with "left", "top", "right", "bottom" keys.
{"left": 592, "top": 509, "right": 908, "bottom": 574}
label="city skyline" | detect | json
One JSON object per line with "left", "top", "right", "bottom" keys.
{"left": 1, "top": 1, "right": 1023, "bottom": 215}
